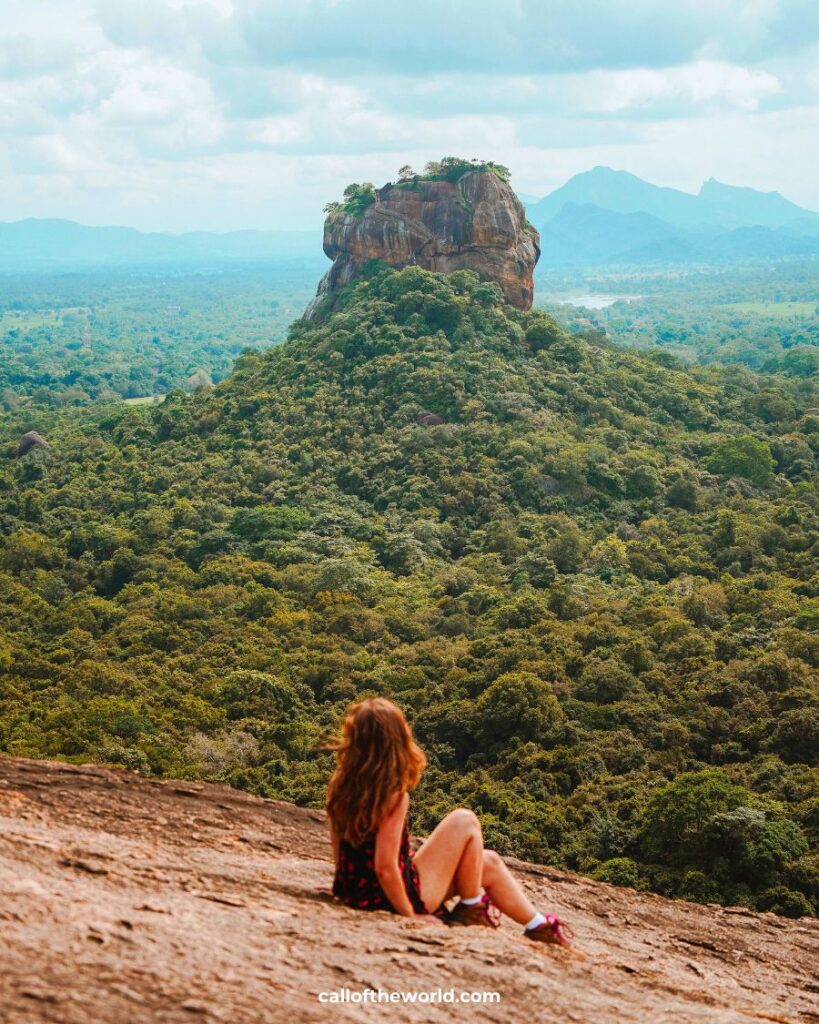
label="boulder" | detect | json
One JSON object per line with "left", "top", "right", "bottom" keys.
{"left": 306, "top": 168, "right": 540, "bottom": 318}
{"left": 15, "top": 431, "right": 50, "bottom": 458}
{"left": 415, "top": 411, "right": 447, "bottom": 427}
{"left": 186, "top": 370, "right": 213, "bottom": 391}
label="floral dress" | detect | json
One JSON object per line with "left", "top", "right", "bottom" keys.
{"left": 332, "top": 821, "right": 427, "bottom": 914}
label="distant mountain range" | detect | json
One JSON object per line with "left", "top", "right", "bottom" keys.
{"left": 4, "top": 167, "right": 819, "bottom": 272}
{"left": 526, "top": 167, "right": 819, "bottom": 266}
{"left": 0, "top": 219, "right": 324, "bottom": 270}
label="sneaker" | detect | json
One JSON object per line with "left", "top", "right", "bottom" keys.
{"left": 446, "top": 893, "right": 501, "bottom": 928}
{"left": 524, "top": 914, "right": 573, "bottom": 947}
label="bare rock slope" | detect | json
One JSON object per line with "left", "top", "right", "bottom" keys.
{"left": 1, "top": 755, "right": 817, "bottom": 1024}
{"left": 306, "top": 170, "right": 540, "bottom": 318}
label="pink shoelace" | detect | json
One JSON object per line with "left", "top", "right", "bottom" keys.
{"left": 541, "top": 913, "right": 573, "bottom": 946}
{"left": 478, "top": 893, "right": 502, "bottom": 928}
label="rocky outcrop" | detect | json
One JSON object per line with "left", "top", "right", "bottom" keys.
{"left": 415, "top": 410, "right": 447, "bottom": 427}
{"left": 2, "top": 755, "right": 817, "bottom": 1024}
{"left": 306, "top": 170, "right": 540, "bottom": 318}
{"left": 15, "top": 431, "right": 50, "bottom": 458}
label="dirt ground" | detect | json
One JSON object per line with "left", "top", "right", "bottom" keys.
{"left": 1, "top": 755, "right": 817, "bottom": 1024}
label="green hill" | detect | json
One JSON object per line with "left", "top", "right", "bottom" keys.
{"left": 1, "top": 265, "right": 817, "bottom": 915}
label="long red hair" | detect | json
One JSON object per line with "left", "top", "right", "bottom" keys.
{"left": 326, "top": 697, "right": 426, "bottom": 846}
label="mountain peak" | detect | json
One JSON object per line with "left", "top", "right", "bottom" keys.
{"left": 574, "top": 166, "right": 651, "bottom": 187}
{"left": 527, "top": 168, "right": 819, "bottom": 239}
{"left": 699, "top": 177, "right": 779, "bottom": 198}
{"left": 587, "top": 165, "right": 638, "bottom": 178}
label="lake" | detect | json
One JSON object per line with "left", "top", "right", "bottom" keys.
{"left": 556, "top": 294, "right": 642, "bottom": 309}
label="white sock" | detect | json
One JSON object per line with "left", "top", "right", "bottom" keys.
{"left": 460, "top": 893, "right": 483, "bottom": 905}
{"left": 524, "top": 912, "right": 547, "bottom": 931}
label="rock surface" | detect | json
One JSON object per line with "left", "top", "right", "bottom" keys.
{"left": 15, "top": 430, "right": 50, "bottom": 458}
{"left": 415, "top": 411, "right": 447, "bottom": 427}
{"left": 306, "top": 171, "right": 540, "bottom": 318}
{"left": 1, "top": 755, "right": 817, "bottom": 1024}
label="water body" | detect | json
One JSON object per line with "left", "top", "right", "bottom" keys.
{"left": 123, "top": 394, "right": 167, "bottom": 406}
{"left": 557, "top": 294, "right": 642, "bottom": 309}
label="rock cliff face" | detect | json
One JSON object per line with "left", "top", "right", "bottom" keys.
{"left": 2, "top": 755, "right": 817, "bottom": 1024}
{"left": 305, "top": 170, "right": 540, "bottom": 318}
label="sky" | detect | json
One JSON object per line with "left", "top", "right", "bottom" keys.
{"left": 1, "top": 0, "right": 818, "bottom": 231}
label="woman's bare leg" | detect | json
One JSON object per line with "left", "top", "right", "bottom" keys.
{"left": 480, "top": 849, "right": 538, "bottom": 925}
{"left": 413, "top": 808, "right": 484, "bottom": 912}
{"left": 414, "top": 810, "right": 542, "bottom": 925}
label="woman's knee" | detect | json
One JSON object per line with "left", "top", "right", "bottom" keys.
{"left": 446, "top": 807, "right": 481, "bottom": 836}
{"left": 482, "top": 848, "right": 503, "bottom": 881}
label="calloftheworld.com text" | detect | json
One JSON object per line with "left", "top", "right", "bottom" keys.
{"left": 317, "top": 987, "right": 501, "bottom": 1005}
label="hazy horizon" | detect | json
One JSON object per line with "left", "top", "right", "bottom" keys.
{"left": 2, "top": 164, "right": 819, "bottom": 236}
{"left": 2, "top": 1, "right": 819, "bottom": 233}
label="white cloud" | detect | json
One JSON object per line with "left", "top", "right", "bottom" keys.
{"left": 578, "top": 61, "right": 782, "bottom": 114}
{"left": 88, "top": 62, "right": 226, "bottom": 154}
{"left": 0, "top": 0, "right": 815, "bottom": 229}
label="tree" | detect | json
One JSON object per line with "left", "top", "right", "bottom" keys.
{"left": 325, "top": 182, "right": 377, "bottom": 216}
{"left": 640, "top": 770, "right": 750, "bottom": 864}
{"left": 766, "top": 708, "right": 819, "bottom": 763}
{"left": 576, "top": 659, "right": 634, "bottom": 704}
{"left": 475, "top": 673, "right": 564, "bottom": 748}
{"left": 525, "top": 314, "right": 564, "bottom": 352}
{"left": 707, "top": 435, "right": 775, "bottom": 487}
{"left": 666, "top": 476, "right": 699, "bottom": 510}
{"left": 627, "top": 464, "right": 662, "bottom": 499}
{"left": 640, "top": 770, "right": 807, "bottom": 896}
{"left": 229, "top": 507, "right": 311, "bottom": 542}
{"left": 1, "top": 529, "right": 60, "bottom": 571}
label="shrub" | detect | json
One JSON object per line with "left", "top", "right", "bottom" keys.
{"left": 185, "top": 729, "right": 260, "bottom": 779}
{"left": 757, "top": 885, "right": 815, "bottom": 918}
{"left": 593, "top": 857, "right": 643, "bottom": 888}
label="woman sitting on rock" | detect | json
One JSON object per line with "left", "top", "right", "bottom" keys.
{"left": 326, "top": 696, "right": 573, "bottom": 946}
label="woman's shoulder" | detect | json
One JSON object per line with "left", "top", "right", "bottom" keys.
{"left": 386, "top": 786, "right": 405, "bottom": 811}
{"left": 386, "top": 790, "right": 410, "bottom": 817}
{"left": 374, "top": 790, "right": 410, "bottom": 835}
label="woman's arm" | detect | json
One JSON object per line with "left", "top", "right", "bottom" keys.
{"left": 329, "top": 825, "right": 340, "bottom": 869}
{"left": 374, "top": 791, "right": 417, "bottom": 917}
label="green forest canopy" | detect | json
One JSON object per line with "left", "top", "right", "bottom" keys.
{"left": 0, "top": 264, "right": 817, "bottom": 917}
{"left": 541, "top": 258, "right": 819, "bottom": 372}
